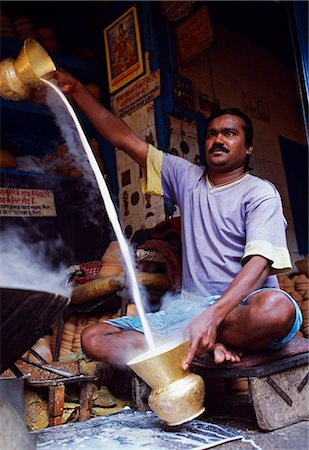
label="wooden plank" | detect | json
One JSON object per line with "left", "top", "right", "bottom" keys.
{"left": 192, "top": 354, "right": 308, "bottom": 378}
{"left": 79, "top": 382, "right": 94, "bottom": 421}
{"left": 49, "top": 384, "right": 65, "bottom": 426}
{"left": 26, "top": 375, "right": 97, "bottom": 387}
{"left": 1, "top": 360, "right": 80, "bottom": 379}
{"left": 192, "top": 337, "right": 309, "bottom": 370}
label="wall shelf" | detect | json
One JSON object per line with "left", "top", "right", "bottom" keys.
{"left": 0, "top": 26, "right": 117, "bottom": 264}
{"left": 0, "top": 168, "right": 79, "bottom": 181}
{"left": 1, "top": 37, "right": 99, "bottom": 84}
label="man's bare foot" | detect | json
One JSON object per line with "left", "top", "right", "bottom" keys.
{"left": 213, "top": 343, "right": 242, "bottom": 364}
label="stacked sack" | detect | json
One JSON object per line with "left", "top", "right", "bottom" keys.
{"left": 278, "top": 272, "right": 309, "bottom": 338}
{"left": 72, "top": 317, "right": 88, "bottom": 354}
{"left": 14, "top": 16, "right": 38, "bottom": 41}
{"left": 59, "top": 316, "right": 77, "bottom": 358}
{"left": 0, "top": 10, "right": 60, "bottom": 52}
{"left": 28, "top": 336, "right": 53, "bottom": 364}
{"left": 48, "top": 304, "right": 137, "bottom": 359}
{"left": 0, "top": 11, "right": 17, "bottom": 38}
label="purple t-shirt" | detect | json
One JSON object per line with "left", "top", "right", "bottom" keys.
{"left": 159, "top": 152, "right": 291, "bottom": 297}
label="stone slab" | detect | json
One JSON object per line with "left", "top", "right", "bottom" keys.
{"left": 250, "top": 365, "right": 309, "bottom": 430}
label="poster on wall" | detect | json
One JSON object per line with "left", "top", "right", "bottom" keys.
{"left": 103, "top": 6, "right": 144, "bottom": 94}
{"left": 176, "top": 6, "right": 214, "bottom": 62}
{"left": 242, "top": 92, "right": 271, "bottom": 123}
{"left": 0, "top": 187, "right": 56, "bottom": 217}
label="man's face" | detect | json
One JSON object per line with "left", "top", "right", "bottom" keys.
{"left": 205, "top": 115, "right": 253, "bottom": 172}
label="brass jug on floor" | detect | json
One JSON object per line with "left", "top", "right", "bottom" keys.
{"left": 0, "top": 39, "right": 56, "bottom": 101}
{"left": 127, "top": 340, "right": 205, "bottom": 426}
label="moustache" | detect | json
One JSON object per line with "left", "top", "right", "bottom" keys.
{"left": 209, "top": 144, "right": 229, "bottom": 154}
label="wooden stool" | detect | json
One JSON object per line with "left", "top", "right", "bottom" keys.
{"left": 29, "top": 374, "right": 97, "bottom": 426}
{"left": 191, "top": 337, "right": 309, "bottom": 430}
{"left": 6, "top": 360, "right": 97, "bottom": 427}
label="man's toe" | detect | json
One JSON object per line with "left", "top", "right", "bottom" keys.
{"left": 214, "top": 348, "right": 225, "bottom": 364}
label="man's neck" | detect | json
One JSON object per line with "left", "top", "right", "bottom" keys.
{"left": 208, "top": 167, "right": 246, "bottom": 186}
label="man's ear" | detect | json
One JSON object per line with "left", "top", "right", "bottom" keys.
{"left": 246, "top": 145, "right": 254, "bottom": 156}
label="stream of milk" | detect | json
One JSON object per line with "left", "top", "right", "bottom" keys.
{"left": 42, "top": 78, "right": 155, "bottom": 349}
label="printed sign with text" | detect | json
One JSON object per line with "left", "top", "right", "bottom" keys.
{"left": 0, "top": 188, "right": 57, "bottom": 217}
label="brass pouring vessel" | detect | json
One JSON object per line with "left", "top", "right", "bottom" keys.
{"left": 0, "top": 39, "right": 56, "bottom": 101}
{"left": 127, "top": 340, "right": 205, "bottom": 426}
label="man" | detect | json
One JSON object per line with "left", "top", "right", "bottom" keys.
{"left": 54, "top": 69, "right": 302, "bottom": 370}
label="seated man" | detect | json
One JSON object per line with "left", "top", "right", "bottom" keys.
{"left": 54, "top": 69, "right": 302, "bottom": 370}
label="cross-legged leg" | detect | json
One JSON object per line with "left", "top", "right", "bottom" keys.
{"left": 81, "top": 290, "right": 297, "bottom": 368}
{"left": 214, "top": 289, "right": 296, "bottom": 363}
{"left": 81, "top": 323, "right": 147, "bottom": 368}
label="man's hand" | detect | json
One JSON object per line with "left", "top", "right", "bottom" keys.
{"left": 182, "top": 307, "right": 220, "bottom": 370}
{"left": 52, "top": 68, "right": 80, "bottom": 95}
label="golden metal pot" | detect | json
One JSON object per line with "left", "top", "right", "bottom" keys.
{"left": 0, "top": 39, "right": 56, "bottom": 101}
{"left": 0, "top": 59, "right": 30, "bottom": 101}
{"left": 127, "top": 340, "right": 205, "bottom": 426}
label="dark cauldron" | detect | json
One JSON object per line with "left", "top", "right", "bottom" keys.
{"left": 0, "top": 287, "right": 70, "bottom": 373}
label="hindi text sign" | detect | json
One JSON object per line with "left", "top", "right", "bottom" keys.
{"left": 0, "top": 188, "right": 57, "bottom": 217}
{"left": 176, "top": 6, "right": 214, "bottom": 62}
{"left": 111, "top": 70, "right": 160, "bottom": 117}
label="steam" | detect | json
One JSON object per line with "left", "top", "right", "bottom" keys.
{"left": 43, "top": 79, "right": 155, "bottom": 349}
{"left": 45, "top": 87, "right": 108, "bottom": 228}
{"left": 45, "top": 88, "right": 92, "bottom": 182}
{"left": 0, "top": 227, "right": 71, "bottom": 297}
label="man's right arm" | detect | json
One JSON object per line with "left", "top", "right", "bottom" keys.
{"left": 53, "top": 69, "right": 148, "bottom": 168}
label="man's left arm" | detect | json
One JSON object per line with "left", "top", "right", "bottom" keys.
{"left": 183, "top": 255, "right": 271, "bottom": 369}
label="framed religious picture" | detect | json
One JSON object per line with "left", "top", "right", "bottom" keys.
{"left": 103, "top": 6, "right": 144, "bottom": 94}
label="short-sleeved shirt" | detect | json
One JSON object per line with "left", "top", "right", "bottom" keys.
{"left": 142, "top": 145, "right": 291, "bottom": 297}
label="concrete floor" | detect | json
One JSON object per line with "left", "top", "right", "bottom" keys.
{"left": 1, "top": 368, "right": 307, "bottom": 450}
{"left": 202, "top": 393, "right": 309, "bottom": 450}
{"left": 29, "top": 393, "right": 308, "bottom": 450}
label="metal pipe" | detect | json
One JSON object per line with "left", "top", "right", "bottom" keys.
{"left": 20, "top": 357, "right": 73, "bottom": 378}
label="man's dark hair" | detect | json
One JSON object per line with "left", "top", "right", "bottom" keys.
{"left": 207, "top": 108, "right": 254, "bottom": 171}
